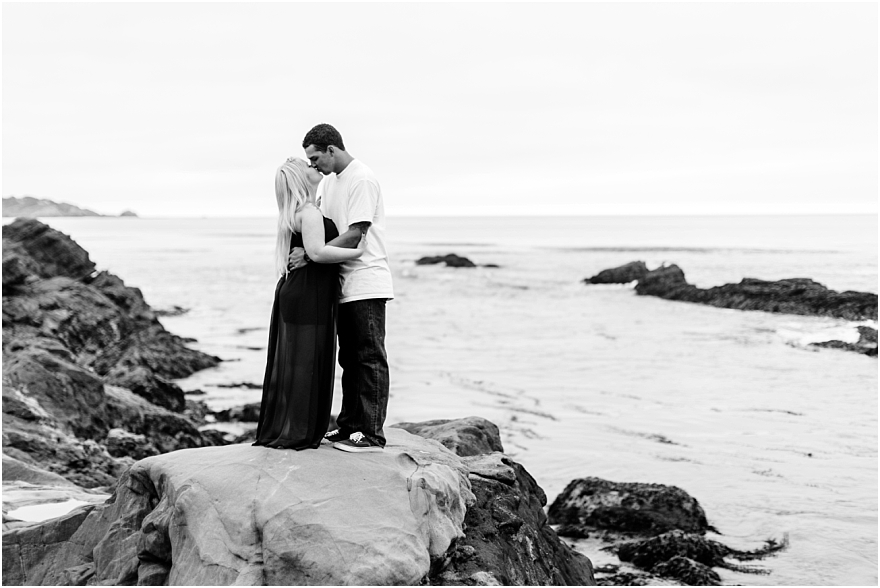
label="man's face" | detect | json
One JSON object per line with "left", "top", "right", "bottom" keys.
{"left": 304, "top": 145, "right": 334, "bottom": 175}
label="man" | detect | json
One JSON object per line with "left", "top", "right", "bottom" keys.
{"left": 290, "top": 123, "right": 393, "bottom": 453}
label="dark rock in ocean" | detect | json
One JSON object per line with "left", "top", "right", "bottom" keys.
{"left": 637, "top": 264, "right": 877, "bottom": 321}
{"left": 215, "top": 381, "right": 262, "bottom": 389}
{"left": 617, "top": 529, "right": 785, "bottom": 573}
{"left": 2, "top": 219, "right": 224, "bottom": 491}
{"left": 417, "top": 254, "right": 478, "bottom": 268}
{"left": 119, "top": 210, "right": 138, "bottom": 217}
{"left": 392, "top": 416, "right": 504, "bottom": 457}
{"left": 811, "top": 326, "right": 878, "bottom": 357}
{"left": 617, "top": 530, "right": 729, "bottom": 570}
{"left": 584, "top": 261, "right": 649, "bottom": 284}
{"left": 587, "top": 261, "right": 878, "bottom": 323}
{"left": 650, "top": 555, "right": 721, "bottom": 586}
{"left": 154, "top": 304, "right": 188, "bottom": 317}
{"left": 212, "top": 402, "right": 262, "bottom": 422}
{"left": 548, "top": 477, "right": 711, "bottom": 536}
{"left": 426, "top": 452, "right": 595, "bottom": 586}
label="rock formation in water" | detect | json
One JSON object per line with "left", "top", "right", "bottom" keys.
{"left": 586, "top": 262, "right": 876, "bottom": 321}
{"left": 583, "top": 261, "right": 649, "bottom": 285}
{"left": 548, "top": 478, "right": 785, "bottom": 586}
{"left": 2, "top": 219, "right": 224, "bottom": 493}
{"left": 810, "top": 325, "right": 878, "bottom": 357}
{"left": 417, "top": 253, "right": 478, "bottom": 268}
{"left": 3, "top": 420, "right": 595, "bottom": 586}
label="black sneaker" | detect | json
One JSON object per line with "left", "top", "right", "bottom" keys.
{"left": 323, "top": 428, "right": 349, "bottom": 444}
{"left": 333, "top": 432, "right": 384, "bottom": 453}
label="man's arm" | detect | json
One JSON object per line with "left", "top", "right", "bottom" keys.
{"left": 326, "top": 221, "right": 371, "bottom": 249}
{"left": 288, "top": 221, "right": 370, "bottom": 270}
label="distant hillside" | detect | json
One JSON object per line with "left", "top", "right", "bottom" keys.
{"left": 2, "top": 196, "right": 137, "bottom": 218}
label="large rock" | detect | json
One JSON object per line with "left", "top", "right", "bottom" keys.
{"left": 585, "top": 261, "right": 878, "bottom": 322}
{"left": 2, "top": 219, "right": 220, "bottom": 412}
{"left": 392, "top": 416, "right": 504, "bottom": 456}
{"left": 429, "top": 453, "right": 595, "bottom": 586}
{"left": 584, "top": 261, "right": 649, "bottom": 285}
{"left": 2, "top": 429, "right": 475, "bottom": 586}
{"left": 416, "top": 254, "right": 477, "bottom": 268}
{"left": 548, "top": 477, "right": 711, "bottom": 536}
{"left": 2, "top": 220, "right": 224, "bottom": 495}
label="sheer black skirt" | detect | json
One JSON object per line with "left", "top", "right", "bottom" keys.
{"left": 254, "top": 221, "right": 340, "bottom": 449}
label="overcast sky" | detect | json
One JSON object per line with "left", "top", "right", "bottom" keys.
{"left": 3, "top": 2, "right": 877, "bottom": 217}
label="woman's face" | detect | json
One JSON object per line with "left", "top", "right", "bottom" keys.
{"left": 298, "top": 160, "right": 323, "bottom": 187}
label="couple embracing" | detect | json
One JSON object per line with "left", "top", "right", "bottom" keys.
{"left": 252, "top": 124, "right": 392, "bottom": 454}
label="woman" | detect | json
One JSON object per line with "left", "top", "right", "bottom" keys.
{"left": 253, "top": 157, "right": 365, "bottom": 449}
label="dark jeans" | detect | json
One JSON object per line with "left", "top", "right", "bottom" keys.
{"left": 335, "top": 298, "right": 389, "bottom": 447}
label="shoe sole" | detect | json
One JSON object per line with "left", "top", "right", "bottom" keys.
{"left": 332, "top": 442, "right": 384, "bottom": 453}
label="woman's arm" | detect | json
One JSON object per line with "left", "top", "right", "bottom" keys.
{"left": 301, "top": 206, "right": 364, "bottom": 263}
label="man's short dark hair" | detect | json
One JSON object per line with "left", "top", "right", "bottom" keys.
{"left": 302, "top": 124, "right": 345, "bottom": 152}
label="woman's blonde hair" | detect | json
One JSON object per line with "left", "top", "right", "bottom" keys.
{"left": 274, "top": 158, "right": 310, "bottom": 277}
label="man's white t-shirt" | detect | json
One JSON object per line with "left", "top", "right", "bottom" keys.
{"left": 318, "top": 159, "right": 394, "bottom": 304}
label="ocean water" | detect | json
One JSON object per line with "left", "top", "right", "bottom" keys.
{"left": 21, "top": 215, "right": 878, "bottom": 585}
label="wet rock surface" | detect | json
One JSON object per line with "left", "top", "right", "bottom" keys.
{"left": 2, "top": 219, "right": 224, "bottom": 494}
{"left": 585, "top": 261, "right": 877, "bottom": 322}
{"left": 549, "top": 479, "right": 786, "bottom": 585}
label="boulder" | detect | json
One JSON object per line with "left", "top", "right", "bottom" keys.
{"left": 2, "top": 456, "right": 77, "bottom": 487}
{"left": 392, "top": 416, "right": 504, "bottom": 456}
{"left": 584, "top": 261, "right": 649, "bottom": 284}
{"left": 417, "top": 254, "right": 477, "bottom": 268}
{"left": 2, "top": 429, "right": 475, "bottom": 586}
{"left": 548, "top": 477, "right": 711, "bottom": 536}
{"left": 212, "top": 402, "right": 262, "bottom": 422}
{"left": 1, "top": 218, "right": 96, "bottom": 281}
{"left": 650, "top": 555, "right": 721, "bottom": 586}
{"left": 428, "top": 453, "right": 595, "bottom": 586}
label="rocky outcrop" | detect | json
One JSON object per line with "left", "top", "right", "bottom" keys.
{"left": 3, "top": 196, "right": 103, "bottom": 218}
{"left": 583, "top": 261, "right": 649, "bottom": 285}
{"left": 392, "top": 416, "right": 505, "bottom": 457}
{"left": 811, "top": 325, "right": 878, "bottom": 357}
{"left": 3, "top": 419, "right": 595, "bottom": 586}
{"left": 395, "top": 417, "right": 595, "bottom": 585}
{"left": 548, "top": 477, "right": 712, "bottom": 536}
{"left": 548, "top": 478, "right": 785, "bottom": 585}
{"left": 3, "top": 219, "right": 220, "bottom": 411}
{"left": 417, "top": 254, "right": 478, "bottom": 268}
{"left": 428, "top": 453, "right": 595, "bottom": 586}
{"left": 2, "top": 219, "right": 224, "bottom": 492}
{"left": 585, "top": 261, "right": 877, "bottom": 322}
{"left": 2, "top": 430, "right": 474, "bottom": 586}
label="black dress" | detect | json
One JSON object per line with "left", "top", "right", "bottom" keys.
{"left": 253, "top": 217, "right": 340, "bottom": 449}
